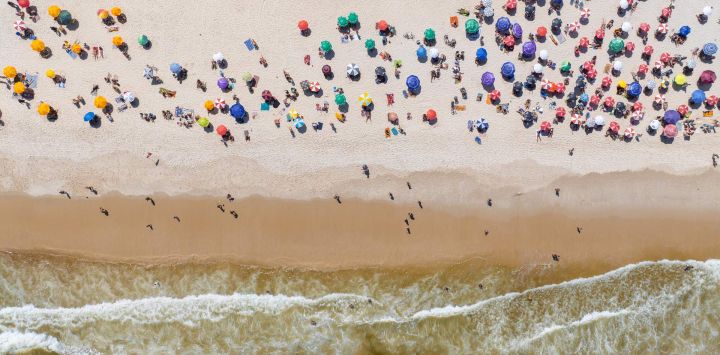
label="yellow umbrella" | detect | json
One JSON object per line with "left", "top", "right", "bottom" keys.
{"left": 3, "top": 66, "right": 17, "bottom": 78}
{"left": 30, "top": 39, "right": 45, "bottom": 52}
{"left": 335, "top": 112, "right": 345, "bottom": 121}
{"left": 13, "top": 82, "right": 25, "bottom": 94}
{"left": 71, "top": 43, "right": 82, "bottom": 54}
{"left": 112, "top": 36, "right": 124, "bottom": 47}
{"left": 197, "top": 117, "right": 210, "bottom": 128}
{"left": 358, "top": 92, "right": 372, "bottom": 107}
{"left": 48, "top": 5, "right": 61, "bottom": 18}
{"left": 289, "top": 108, "right": 298, "bottom": 118}
{"left": 45, "top": 69, "right": 56, "bottom": 78}
{"left": 98, "top": 9, "right": 109, "bottom": 19}
{"left": 38, "top": 102, "right": 51, "bottom": 116}
{"left": 94, "top": 96, "right": 108, "bottom": 109}
{"left": 617, "top": 80, "right": 627, "bottom": 89}
{"left": 111, "top": 7, "right": 122, "bottom": 16}
{"left": 204, "top": 100, "right": 214, "bottom": 111}
{"left": 674, "top": 74, "right": 687, "bottom": 86}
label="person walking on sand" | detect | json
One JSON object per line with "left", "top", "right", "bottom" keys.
{"left": 146, "top": 224, "right": 153, "bottom": 230}
{"left": 334, "top": 195, "right": 342, "bottom": 204}
{"left": 100, "top": 207, "right": 109, "bottom": 216}
{"left": 145, "top": 197, "right": 155, "bottom": 206}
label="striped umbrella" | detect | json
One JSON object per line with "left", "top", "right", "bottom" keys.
{"left": 677, "top": 104, "right": 689, "bottom": 116}
{"left": 568, "top": 21, "right": 580, "bottom": 33}
{"left": 214, "top": 98, "right": 226, "bottom": 109}
{"left": 589, "top": 95, "right": 600, "bottom": 106}
{"left": 555, "top": 107, "right": 566, "bottom": 118}
{"left": 631, "top": 110, "right": 645, "bottom": 121}
{"left": 632, "top": 102, "right": 644, "bottom": 112}
{"left": 346, "top": 63, "right": 360, "bottom": 76}
{"left": 657, "top": 24, "right": 668, "bottom": 34}
{"left": 601, "top": 76, "right": 612, "bottom": 88}
{"left": 358, "top": 92, "right": 372, "bottom": 107}
{"left": 579, "top": 37, "right": 589, "bottom": 47}
{"left": 654, "top": 94, "right": 666, "bottom": 104}
{"left": 706, "top": 95, "right": 719, "bottom": 106}
{"left": 659, "top": 52, "right": 671, "bottom": 63}
{"left": 309, "top": 81, "right": 320, "bottom": 92}
{"left": 604, "top": 96, "right": 615, "bottom": 108}
{"left": 555, "top": 83, "right": 566, "bottom": 94}
{"left": 570, "top": 113, "right": 582, "bottom": 125}
{"left": 624, "top": 127, "right": 636, "bottom": 138}
{"left": 580, "top": 8, "right": 591, "bottom": 18}
{"left": 540, "top": 79, "right": 551, "bottom": 90}
{"left": 638, "top": 63, "right": 648, "bottom": 74}
{"left": 489, "top": 90, "right": 501, "bottom": 101}
{"left": 13, "top": 20, "right": 26, "bottom": 32}
{"left": 625, "top": 42, "right": 635, "bottom": 51}
{"left": 654, "top": 60, "right": 663, "bottom": 70}
{"left": 638, "top": 23, "right": 650, "bottom": 33}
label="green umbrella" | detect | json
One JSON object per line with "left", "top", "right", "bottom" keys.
{"left": 365, "top": 39, "right": 376, "bottom": 50}
{"left": 335, "top": 93, "right": 347, "bottom": 105}
{"left": 57, "top": 10, "right": 72, "bottom": 25}
{"left": 242, "top": 72, "right": 253, "bottom": 82}
{"left": 348, "top": 12, "right": 359, "bottom": 25}
{"left": 197, "top": 117, "right": 210, "bottom": 128}
{"left": 560, "top": 61, "right": 571, "bottom": 72}
{"left": 337, "top": 16, "right": 349, "bottom": 27}
{"left": 320, "top": 40, "right": 332, "bottom": 52}
{"left": 424, "top": 28, "right": 436, "bottom": 40}
{"left": 137, "top": 35, "right": 149, "bottom": 46}
{"left": 609, "top": 38, "right": 625, "bottom": 53}
{"left": 465, "top": 19, "right": 479, "bottom": 34}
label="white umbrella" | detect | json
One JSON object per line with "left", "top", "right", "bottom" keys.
{"left": 13, "top": 20, "right": 25, "bottom": 32}
{"left": 122, "top": 91, "right": 135, "bottom": 103}
{"left": 594, "top": 115, "right": 605, "bottom": 126}
{"left": 538, "top": 50, "right": 548, "bottom": 61}
{"left": 621, "top": 22, "right": 633, "bottom": 32}
{"left": 533, "top": 63, "right": 543, "bottom": 74}
{"left": 687, "top": 59, "right": 697, "bottom": 69}
{"left": 618, "top": 0, "right": 629, "bottom": 9}
{"left": 624, "top": 127, "right": 635, "bottom": 138}
{"left": 212, "top": 52, "right": 224, "bottom": 62}
{"left": 632, "top": 110, "right": 645, "bottom": 120}
{"left": 654, "top": 94, "right": 666, "bottom": 104}
{"left": 585, "top": 117, "right": 596, "bottom": 127}
{"left": 483, "top": 7, "right": 494, "bottom": 17}
{"left": 309, "top": 81, "right": 320, "bottom": 92}
{"left": 703, "top": 6, "right": 713, "bottom": 16}
{"left": 346, "top": 63, "right": 360, "bottom": 76}
{"left": 613, "top": 60, "right": 623, "bottom": 71}
{"left": 482, "top": 0, "right": 493, "bottom": 6}
{"left": 428, "top": 47, "right": 439, "bottom": 59}
{"left": 649, "top": 119, "right": 661, "bottom": 130}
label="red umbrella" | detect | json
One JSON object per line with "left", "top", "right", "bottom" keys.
{"left": 536, "top": 26, "right": 547, "bottom": 37}
{"left": 643, "top": 45, "right": 654, "bottom": 56}
{"left": 660, "top": 52, "right": 671, "bottom": 63}
{"left": 590, "top": 95, "right": 600, "bottom": 106}
{"left": 309, "top": 81, "right": 321, "bottom": 92}
{"left": 677, "top": 104, "right": 689, "bottom": 116}
{"left": 609, "top": 121, "right": 620, "bottom": 133}
{"left": 604, "top": 96, "right": 615, "bottom": 108}
{"left": 216, "top": 124, "right": 228, "bottom": 136}
{"left": 632, "top": 102, "right": 644, "bottom": 111}
{"left": 639, "top": 23, "right": 650, "bottom": 33}
{"left": 638, "top": 63, "right": 648, "bottom": 74}
{"left": 490, "top": 90, "right": 501, "bottom": 101}
{"left": 503, "top": 35, "right": 515, "bottom": 47}
{"left": 595, "top": 29, "right": 605, "bottom": 39}
{"left": 426, "top": 109, "right": 437, "bottom": 121}
{"left": 18, "top": 0, "right": 29, "bottom": 7}
{"left": 624, "top": 127, "right": 636, "bottom": 138}
{"left": 568, "top": 21, "right": 580, "bottom": 33}
{"left": 706, "top": 95, "right": 719, "bottom": 106}
{"left": 376, "top": 20, "right": 388, "bottom": 31}
{"left": 570, "top": 113, "right": 582, "bottom": 125}
{"left": 602, "top": 76, "right": 612, "bottom": 88}
{"left": 587, "top": 69, "right": 598, "bottom": 79}
{"left": 583, "top": 61, "right": 594, "bottom": 72}
{"left": 663, "top": 124, "right": 678, "bottom": 138}
{"left": 579, "top": 37, "right": 589, "bottom": 47}
{"left": 555, "top": 107, "right": 566, "bottom": 117}
{"left": 298, "top": 20, "right": 309, "bottom": 31}
{"left": 214, "top": 98, "right": 226, "bottom": 109}
{"left": 625, "top": 42, "right": 635, "bottom": 51}
{"left": 504, "top": 0, "right": 517, "bottom": 10}
{"left": 540, "top": 121, "right": 552, "bottom": 131}
{"left": 555, "top": 83, "right": 566, "bottom": 94}
{"left": 661, "top": 7, "right": 672, "bottom": 18}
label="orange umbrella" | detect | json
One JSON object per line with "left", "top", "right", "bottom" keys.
{"left": 112, "top": 36, "right": 124, "bottom": 47}
{"left": 13, "top": 82, "right": 25, "bottom": 94}
{"left": 97, "top": 9, "right": 109, "bottom": 19}
{"left": 94, "top": 96, "right": 107, "bottom": 109}
{"left": 3, "top": 66, "right": 17, "bottom": 78}
{"left": 426, "top": 109, "right": 437, "bottom": 121}
{"left": 536, "top": 26, "right": 547, "bottom": 37}
{"left": 38, "top": 102, "right": 51, "bottom": 116}
{"left": 298, "top": 20, "right": 309, "bottom": 31}
{"left": 110, "top": 6, "right": 122, "bottom": 16}
{"left": 48, "top": 5, "right": 61, "bottom": 18}
{"left": 30, "top": 39, "right": 45, "bottom": 52}
{"left": 204, "top": 100, "right": 214, "bottom": 111}
{"left": 71, "top": 43, "right": 82, "bottom": 54}
{"left": 376, "top": 20, "right": 388, "bottom": 31}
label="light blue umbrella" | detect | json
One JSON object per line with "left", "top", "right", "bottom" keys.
{"left": 294, "top": 118, "right": 305, "bottom": 129}
{"left": 169, "top": 63, "right": 182, "bottom": 74}
{"left": 416, "top": 46, "right": 427, "bottom": 58}
{"left": 703, "top": 42, "right": 717, "bottom": 56}
{"left": 83, "top": 112, "right": 95, "bottom": 122}
{"left": 406, "top": 75, "right": 420, "bottom": 90}
{"left": 501, "top": 62, "right": 515, "bottom": 77}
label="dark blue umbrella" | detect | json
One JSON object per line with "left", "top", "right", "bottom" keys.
{"left": 678, "top": 26, "right": 691, "bottom": 37}
{"left": 512, "top": 23, "right": 523, "bottom": 38}
{"left": 496, "top": 17, "right": 511, "bottom": 33}
{"left": 230, "top": 103, "right": 245, "bottom": 119}
{"left": 501, "top": 62, "right": 515, "bottom": 77}
{"left": 690, "top": 90, "right": 706, "bottom": 104}
{"left": 481, "top": 72, "right": 495, "bottom": 86}
{"left": 170, "top": 63, "right": 182, "bottom": 74}
{"left": 416, "top": 46, "right": 427, "bottom": 58}
{"left": 663, "top": 110, "right": 681, "bottom": 124}
{"left": 475, "top": 47, "right": 488, "bottom": 60}
{"left": 406, "top": 75, "right": 420, "bottom": 90}
{"left": 703, "top": 42, "right": 717, "bottom": 56}
{"left": 627, "top": 82, "right": 641, "bottom": 97}
{"left": 551, "top": 0, "right": 563, "bottom": 7}
{"left": 521, "top": 41, "right": 536, "bottom": 57}
{"left": 83, "top": 112, "right": 95, "bottom": 122}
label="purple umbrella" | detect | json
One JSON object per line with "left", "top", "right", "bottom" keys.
{"left": 512, "top": 23, "right": 523, "bottom": 38}
{"left": 481, "top": 72, "right": 495, "bottom": 86}
{"left": 217, "top": 77, "right": 229, "bottom": 90}
{"left": 663, "top": 110, "right": 681, "bottom": 124}
{"left": 699, "top": 70, "right": 716, "bottom": 85}
{"left": 322, "top": 64, "right": 332, "bottom": 75}
{"left": 522, "top": 41, "right": 536, "bottom": 57}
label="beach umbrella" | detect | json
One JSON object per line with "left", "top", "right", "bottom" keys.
{"left": 216, "top": 124, "right": 228, "bottom": 136}
{"left": 376, "top": 20, "right": 388, "bottom": 31}
{"left": 489, "top": 90, "right": 501, "bottom": 101}
{"left": 48, "top": 5, "right": 60, "bottom": 18}
{"left": 624, "top": 127, "right": 636, "bottom": 138}
{"left": 424, "top": 28, "right": 436, "bottom": 41}
{"left": 348, "top": 12, "right": 359, "bottom": 25}
{"left": 538, "top": 50, "right": 548, "bottom": 61}
{"left": 703, "top": 6, "right": 714, "bottom": 16}
{"left": 476, "top": 118, "right": 489, "bottom": 131}
{"left": 570, "top": 113, "right": 582, "bottom": 125}
{"left": 663, "top": 110, "right": 681, "bottom": 124}
{"left": 214, "top": 98, "right": 226, "bottom": 110}
{"left": 428, "top": 47, "right": 439, "bottom": 59}
{"left": 481, "top": 72, "right": 495, "bottom": 86}
{"left": 496, "top": 17, "right": 511, "bottom": 32}
{"left": 416, "top": 46, "right": 427, "bottom": 58}
{"left": 230, "top": 103, "right": 245, "bottom": 119}
{"left": 621, "top": 22, "right": 633, "bottom": 33}
{"left": 555, "top": 107, "right": 566, "bottom": 118}
{"left": 654, "top": 93, "right": 665, "bottom": 104}
{"left": 503, "top": 35, "right": 515, "bottom": 47}
{"left": 241, "top": 72, "right": 253, "bottom": 82}
{"left": 46, "top": 69, "right": 55, "bottom": 78}
{"left": 678, "top": 26, "right": 691, "bottom": 37}
{"left": 638, "top": 63, "right": 648, "bottom": 75}
{"left": 197, "top": 117, "right": 210, "bottom": 128}
{"left": 476, "top": 48, "right": 488, "bottom": 61}
{"left": 699, "top": 70, "right": 716, "bottom": 85}
{"left": 568, "top": 21, "right": 580, "bottom": 33}
{"left": 617, "top": 80, "right": 627, "bottom": 89}
{"left": 337, "top": 16, "right": 349, "bottom": 28}
{"left": 706, "top": 95, "right": 719, "bottom": 106}
{"left": 560, "top": 61, "right": 571, "bottom": 72}
{"left": 632, "top": 102, "right": 644, "bottom": 112}
{"left": 512, "top": 23, "right": 523, "bottom": 38}
{"left": 657, "top": 24, "right": 669, "bottom": 34}
{"left": 703, "top": 43, "right": 718, "bottom": 56}
{"left": 466, "top": 19, "right": 480, "bottom": 34}
{"left": 13, "top": 20, "right": 26, "bottom": 32}
{"left": 604, "top": 96, "right": 615, "bottom": 108}
{"left": 589, "top": 95, "right": 600, "bottom": 106}
{"left": 552, "top": 18, "right": 562, "bottom": 30}
{"left": 609, "top": 121, "right": 620, "bottom": 133}
{"left": 578, "top": 93, "right": 589, "bottom": 103}
{"left": 618, "top": 0, "right": 629, "bottom": 9}
{"left": 57, "top": 10, "right": 72, "bottom": 25}
{"left": 30, "top": 39, "right": 45, "bottom": 52}
{"left": 358, "top": 92, "right": 372, "bottom": 107}
{"left": 308, "top": 81, "right": 320, "bottom": 92}
{"left": 83, "top": 112, "right": 95, "bottom": 122}
{"left": 37, "top": 102, "right": 50, "bottom": 116}
{"left": 691, "top": 90, "right": 706, "bottom": 104}
{"left": 112, "top": 36, "right": 124, "bottom": 47}
{"left": 212, "top": 52, "right": 224, "bottom": 63}
{"left": 204, "top": 100, "right": 214, "bottom": 111}
{"left": 217, "top": 77, "right": 229, "bottom": 90}
{"left": 170, "top": 63, "right": 182, "bottom": 74}
{"left": 406, "top": 75, "right": 420, "bottom": 90}
{"left": 594, "top": 115, "right": 605, "bottom": 126}
{"left": 532, "top": 63, "right": 543, "bottom": 74}
{"left": 540, "top": 79, "right": 551, "bottom": 90}
{"left": 504, "top": 0, "right": 517, "bottom": 10}
{"left": 346, "top": 63, "right": 360, "bottom": 76}
{"left": 631, "top": 110, "right": 644, "bottom": 121}
{"left": 673, "top": 74, "right": 687, "bottom": 86}
{"left": 643, "top": 45, "right": 654, "bottom": 56}
{"left": 521, "top": 41, "right": 536, "bottom": 57}
{"left": 587, "top": 69, "right": 597, "bottom": 79}
{"left": 135, "top": 34, "right": 150, "bottom": 47}
{"left": 261, "top": 90, "right": 274, "bottom": 101}
{"left": 335, "top": 94, "right": 347, "bottom": 105}
{"left": 677, "top": 104, "right": 689, "bottom": 116}
{"left": 111, "top": 6, "right": 122, "bottom": 16}
{"left": 637, "top": 23, "right": 650, "bottom": 34}
{"left": 3, "top": 66, "right": 17, "bottom": 78}
{"left": 556, "top": 83, "right": 566, "bottom": 94}
{"left": 580, "top": 8, "right": 591, "bottom": 18}
{"left": 320, "top": 40, "right": 332, "bottom": 52}
{"left": 322, "top": 65, "right": 332, "bottom": 75}
{"left": 97, "top": 9, "right": 109, "bottom": 19}
{"left": 365, "top": 39, "right": 376, "bottom": 50}
{"left": 298, "top": 20, "right": 309, "bottom": 31}
{"left": 536, "top": 26, "right": 547, "bottom": 37}
{"left": 609, "top": 38, "right": 624, "bottom": 53}
{"left": 654, "top": 60, "right": 664, "bottom": 70}
{"left": 663, "top": 124, "right": 678, "bottom": 138}
{"left": 540, "top": 121, "right": 552, "bottom": 131}
{"left": 649, "top": 119, "right": 661, "bottom": 130}
{"left": 501, "top": 62, "right": 515, "bottom": 77}
{"left": 612, "top": 61, "right": 623, "bottom": 72}
{"left": 579, "top": 37, "right": 589, "bottom": 47}
{"left": 483, "top": 7, "right": 494, "bottom": 17}
{"left": 426, "top": 109, "right": 437, "bottom": 121}
{"left": 94, "top": 96, "right": 107, "bottom": 109}
{"left": 625, "top": 42, "right": 635, "bottom": 52}
{"left": 627, "top": 82, "right": 641, "bottom": 97}
{"left": 294, "top": 118, "right": 305, "bottom": 129}
{"left": 17, "top": 0, "right": 28, "bottom": 7}
{"left": 482, "top": 0, "right": 493, "bottom": 6}
{"left": 122, "top": 91, "right": 135, "bottom": 103}
{"left": 595, "top": 29, "right": 605, "bottom": 39}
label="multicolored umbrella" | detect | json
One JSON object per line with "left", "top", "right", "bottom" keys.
{"left": 214, "top": 98, "right": 226, "bottom": 109}
{"left": 657, "top": 23, "right": 668, "bottom": 34}
{"left": 308, "top": 81, "right": 320, "bottom": 92}
{"left": 555, "top": 107, "right": 566, "bottom": 117}
{"left": 654, "top": 94, "right": 666, "bottom": 104}
{"left": 638, "top": 23, "right": 650, "bottom": 33}
{"left": 625, "top": 42, "right": 635, "bottom": 51}
{"left": 568, "top": 21, "right": 580, "bottom": 33}
{"left": 604, "top": 96, "right": 615, "bottom": 108}
{"left": 638, "top": 63, "right": 648, "bottom": 74}
{"left": 503, "top": 35, "right": 515, "bottom": 47}
{"left": 580, "top": 8, "right": 591, "bottom": 18}
{"left": 13, "top": 20, "right": 25, "bottom": 32}
{"left": 624, "top": 127, "right": 636, "bottom": 138}
{"left": 579, "top": 37, "right": 589, "bottom": 47}
{"left": 358, "top": 92, "right": 372, "bottom": 107}
{"left": 489, "top": 90, "right": 501, "bottom": 101}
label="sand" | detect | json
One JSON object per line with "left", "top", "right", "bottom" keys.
{"left": 0, "top": 1, "right": 719, "bottom": 270}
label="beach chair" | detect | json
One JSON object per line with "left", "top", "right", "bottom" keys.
{"left": 455, "top": 105, "right": 466, "bottom": 111}
{"left": 386, "top": 93, "right": 395, "bottom": 105}
{"left": 244, "top": 39, "right": 254, "bottom": 51}
{"left": 114, "top": 96, "right": 124, "bottom": 104}
{"left": 117, "top": 103, "right": 128, "bottom": 112}
{"left": 450, "top": 16, "right": 459, "bottom": 27}
{"left": 25, "top": 72, "right": 39, "bottom": 89}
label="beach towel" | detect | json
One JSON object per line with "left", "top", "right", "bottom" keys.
{"left": 555, "top": 33, "right": 567, "bottom": 44}
{"left": 261, "top": 102, "right": 270, "bottom": 111}
{"left": 66, "top": 49, "right": 78, "bottom": 59}
{"left": 25, "top": 72, "right": 39, "bottom": 89}
{"left": 244, "top": 39, "right": 254, "bottom": 51}
{"left": 174, "top": 106, "right": 194, "bottom": 118}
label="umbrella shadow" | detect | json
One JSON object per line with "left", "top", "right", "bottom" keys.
{"left": 204, "top": 123, "right": 214, "bottom": 133}
{"left": 324, "top": 50, "right": 335, "bottom": 60}
{"left": 235, "top": 113, "right": 248, "bottom": 124}
{"left": 296, "top": 124, "right": 307, "bottom": 134}
{"left": 301, "top": 29, "right": 312, "bottom": 37}
{"left": 323, "top": 72, "right": 335, "bottom": 81}
{"left": 348, "top": 74, "right": 361, "bottom": 81}
{"left": 483, "top": 16, "right": 494, "bottom": 25}
{"left": 142, "top": 41, "right": 153, "bottom": 50}
{"left": 78, "top": 51, "right": 89, "bottom": 60}
{"left": 466, "top": 32, "right": 480, "bottom": 41}
{"left": 130, "top": 98, "right": 140, "bottom": 108}
{"left": 338, "top": 103, "right": 349, "bottom": 113}
{"left": 660, "top": 135, "right": 675, "bottom": 144}
{"left": 90, "top": 117, "right": 102, "bottom": 128}
{"left": 66, "top": 20, "right": 79, "bottom": 31}
{"left": 368, "top": 48, "right": 378, "bottom": 57}
{"left": 218, "top": 59, "right": 227, "bottom": 69}
{"left": 103, "top": 104, "right": 114, "bottom": 115}
{"left": 417, "top": 56, "right": 428, "bottom": 63}
{"left": 208, "top": 107, "right": 218, "bottom": 115}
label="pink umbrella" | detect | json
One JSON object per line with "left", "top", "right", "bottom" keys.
{"left": 503, "top": 36, "right": 515, "bottom": 47}
{"left": 540, "top": 121, "right": 552, "bottom": 131}
{"left": 590, "top": 95, "right": 600, "bottom": 106}
{"left": 601, "top": 76, "right": 612, "bottom": 88}
{"left": 638, "top": 23, "right": 650, "bottom": 33}
{"left": 677, "top": 104, "right": 689, "bottom": 116}
{"left": 631, "top": 110, "right": 645, "bottom": 121}
{"left": 582, "top": 61, "right": 594, "bottom": 72}
{"left": 632, "top": 102, "right": 644, "bottom": 111}
{"left": 654, "top": 94, "right": 666, "bottom": 104}
{"left": 595, "top": 29, "right": 605, "bottom": 39}
{"left": 604, "top": 96, "right": 615, "bottom": 108}
{"left": 490, "top": 90, "right": 501, "bottom": 101}
{"left": 580, "top": 8, "right": 591, "bottom": 18}
{"left": 13, "top": 20, "right": 26, "bottom": 32}
{"left": 587, "top": 69, "right": 598, "bottom": 79}
{"left": 214, "top": 98, "right": 226, "bottom": 109}
{"left": 624, "top": 127, "right": 636, "bottom": 138}
{"left": 663, "top": 124, "right": 678, "bottom": 138}
{"left": 309, "top": 81, "right": 321, "bottom": 92}
{"left": 625, "top": 42, "right": 635, "bottom": 51}
{"left": 570, "top": 113, "right": 582, "bottom": 125}
{"left": 654, "top": 60, "right": 663, "bottom": 70}
{"left": 638, "top": 63, "right": 649, "bottom": 75}
{"left": 555, "top": 83, "right": 566, "bottom": 94}
{"left": 660, "top": 52, "right": 671, "bottom": 63}
{"left": 661, "top": 7, "right": 672, "bottom": 18}
{"left": 706, "top": 95, "right": 719, "bottom": 106}
{"left": 555, "top": 107, "right": 566, "bottom": 117}
{"left": 504, "top": 0, "right": 517, "bottom": 10}
{"left": 609, "top": 121, "right": 620, "bottom": 133}
{"left": 579, "top": 37, "right": 590, "bottom": 47}
{"left": 657, "top": 23, "right": 669, "bottom": 34}
{"left": 643, "top": 45, "right": 654, "bottom": 56}
{"left": 541, "top": 79, "right": 552, "bottom": 90}
{"left": 568, "top": 21, "right": 580, "bottom": 33}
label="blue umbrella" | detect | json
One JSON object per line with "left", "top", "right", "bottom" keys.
{"left": 496, "top": 17, "right": 511, "bottom": 33}
{"left": 476, "top": 118, "right": 489, "bottom": 132}
{"left": 501, "top": 62, "right": 515, "bottom": 77}
{"left": 481, "top": 72, "right": 495, "bottom": 86}
{"left": 416, "top": 46, "right": 427, "bottom": 58}
{"left": 703, "top": 42, "right": 718, "bottom": 56}
{"left": 169, "top": 63, "right": 182, "bottom": 74}
{"left": 627, "top": 82, "right": 642, "bottom": 97}
{"left": 579, "top": 93, "right": 589, "bottom": 103}
{"left": 475, "top": 47, "right": 488, "bottom": 61}
{"left": 83, "top": 112, "right": 95, "bottom": 122}
{"left": 230, "top": 103, "right": 245, "bottom": 119}
{"left": 406, "top": 75, "right": 420, "bottom": 90}
{"left": 678, "top": 26, "right": 691, "bottom": 37}
{"left": 294, "top": 119, "right": 305, "bottom": 129}
{"left": 690, "top": 90, "right": 706, "bottom": 104}
{"left": 663, "top": 110, "right": 681, "bottom": 124}
{"left": 551, "top": 0, "right": 563, "bottom": 7}
{"left": 512, "top": 23, "right": 523, "bottom": 38}
{"left": 521, "top": 41, "right": 536, "bottom": 57}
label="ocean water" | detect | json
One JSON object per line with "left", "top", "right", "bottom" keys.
{"left": 0, "top": 253, "right": 718, "bottom": 354}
